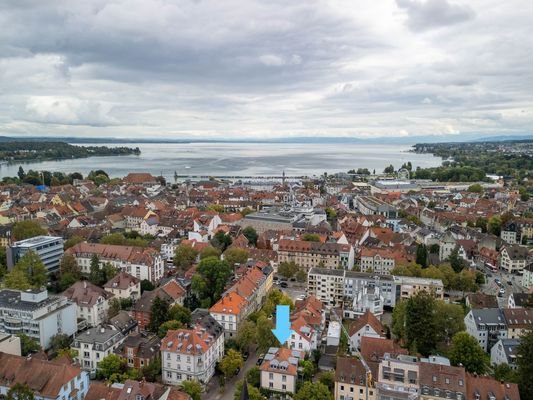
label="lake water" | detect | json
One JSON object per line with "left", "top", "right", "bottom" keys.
{"left": 0, "top": 142, "right": 441, "bottom": 180}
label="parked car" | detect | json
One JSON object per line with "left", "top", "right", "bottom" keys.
{"left": 499, "top": 287, "right": 506, "bottom": 295}
{"left": 243, "top": 351, "right": 249, "bottom": 361}
{"left": 256, "top": 357, "right": 263, "bottom": 366}
{"left": 280, "top": 282, "right": 288, "bottom": 288}
{"left": 507, "top": 281, "right": 513, "bottom": 286}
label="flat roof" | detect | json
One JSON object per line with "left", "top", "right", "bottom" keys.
{"left": 12, "top": 235, "right": 63, "bottom": 247}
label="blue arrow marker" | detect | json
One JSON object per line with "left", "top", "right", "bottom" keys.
{"left": 272, "top": 305, "right": 293, "bottom": 345}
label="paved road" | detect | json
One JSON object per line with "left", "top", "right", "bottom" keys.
{"left": 202, "top": 347, "right": 259, "bottom": 400}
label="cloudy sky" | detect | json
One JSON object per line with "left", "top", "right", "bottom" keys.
{"left": 1, "top": 0, "right": 533, "bottom": 139}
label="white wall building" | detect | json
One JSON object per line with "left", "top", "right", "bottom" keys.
{"left": 464, "top": 309, "right": 507, "bottom": 352}
{"left": 0, "top": 289, "right": 76, "bottom": 350}
{"left": 161, "top": 311, "right": 224, "bottom": 386}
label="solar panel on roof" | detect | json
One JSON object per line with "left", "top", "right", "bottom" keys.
{"left": 268, "top": 347, "right": 277, "bottom": 354}
{"left": 264, "top": 354, "right": 274, "bottom": 361}
{"left": 288, "top": 357, "right": 298, "bottom": 365}
{"left": 291, "top": 350, "right": 301, "bottom": 358}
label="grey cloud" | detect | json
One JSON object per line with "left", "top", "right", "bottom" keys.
{"left": 396, "top": 0, "right": 475, "bottom": 31}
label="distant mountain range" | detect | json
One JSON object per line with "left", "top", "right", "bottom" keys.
{"left": 0, "top": 133, "right": 531, "bottom": 145}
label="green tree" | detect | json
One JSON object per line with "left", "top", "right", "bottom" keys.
{"left": 416, "top": 244, "right": 428, "bottom": 268}
{"left": 236, "top": 320, "right": 256, "bottom": 350}
{"left": 517, "top": 328, "right": 533, "bottom": 400}
{"left": 391, "top": 299, "right": 407, "bottom": 341}
{"left": 191, "top": 257, "right": 232, "bottom": 307}
{"left": 318, "top": 370, "right": 336, "bottom": 392}
{"left": 7, "top": 383, "right": 34, "bottom": 400}
{"left": 180, "top": 380, "right": 203, "bottom": 400}
{"left": 405, "top": 292, "right": 437, "bottom": 356}
{"left": 294, "top": 381, "right": 333, "bottom": 400}
{"left": 173, "top": 244, "right": 199, "bottom": 271}
{"left": 17, "top": 166, "right": 26, "bottom": 180}
{"left": 211, "top": 231, "right": 232, "bottom": 251}
{"left": 325, "top": 207, "right": 337, "bottom": 220}
{"left": 492, "top": 363, "right": 518, "bottom": 383}
{"left": 277, "top": 261, "right": 299, "bottom": 279}
{"left": 449, "top": 249, "right": 464, "bottom": 273}
{"left": 141, "top": 357, "right": 161, "bottom": 382}
{"left": 448, "top": 332, "right": 489, "bottom": 374}
{"left": 224, "top": 247, "right": 249, "bottom": 267}
{"left": 246, "top": 366, "right": 261, "bottom": 388}
{"left": 89, "top": 254, "right": 101, "bottom": 284}
{"left": 256, "top": 315, "right": 277, "bottom": 352}
{"left": 140, "top": 279, "right": 154, "bottom": 293}
{"left": 149, "top": 295, "right": 171, "bottom": 332}
{"left": 302, "top": 233, "right": 321, "bottom": 242}
{"left": 64, "top": 236, "right": 83, "bottom": 250}
{"left": 242, "top": 226, "right": 259, "bottom": 246}
{"left": 300, "top": 359, "right": 315, "bottom": 380}
{"left": 96, "top": 354, "right": 127, "bottom": 381}
{"left": 49, "top": 334, "right": 72, "bottom": 353}
{"left": 12, "top": 220, "right": 46, "bottom": 241}
{"left": 207, "top": 204, "right": 225, "bottom": 213}
{"left": 487, "top": 215, "right": 502, "bottom": 236}
{"left": 234, "top": 381, "right": 265, "bottom": 400}
{"left": 60, "top": 254, "right": 81, "bottom": 279}
{"left": 4, "top": 268, "right": 31, "bottom": 290}
{"left": 17, "top": 334, "right": 40, "bottom": 356}
{"left": 467, "top": 183, "right": 483, "bottom": 193}
{"left": 219, "top": 349, "right": 244, "bottom": 379}
{"left": 158, "top": 320, "right": 183, "bottom": 338}
{"left": 383, "top": 164, "right": 395, "bottom": 174}
{"left": 434, "top": 302, "right": 465, "bottom": 345}
{"left": 5, "top": 250, "right": 48, "bottom": 290}
{"left": 199, "top": 245, "right": 221, "bottom": 260}
{"left": 168, "top": 304, "right": 191, "bottom": 325}
{"left": 295, "top": 270, "right": 307, "bottom": 283}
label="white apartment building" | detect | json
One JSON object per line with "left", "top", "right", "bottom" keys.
{"left": 464, "top": 309, "right": 507, "bottom": 352}
{"left": 260, "top": 347, "right": 303, "bottom": 395}
{"left": 66, "top": 242, "right": 164, "bottom": 283}
{"left": 161, "top": 311, "right": 224, "bottom": 386}
{"left": 0, "top": 289, "right": 76, "bottom": 349}
{"left": 490, "top": 338, "right": 520, "bottom": 370}
{"left": 103, "top": 271, "right": 141, "bottom": 301}
{"left": 72, "top": 325, "right": 126, "bottom": 374}
{"left": 63, "top": 280, "right": 114, "bottom": 327}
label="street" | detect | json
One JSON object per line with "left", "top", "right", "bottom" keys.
{"left": 202, "top": 347, "right": 260, "bottom": 400}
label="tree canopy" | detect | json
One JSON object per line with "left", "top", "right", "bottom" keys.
{"left": 448, "top": 332, "right": 489, "bottom": 374}
{"left": 12, "top": 220, "right": 47, "bottom": 241}
{"left": 294, "top": 382, "right": 333, "bottom": 400}
{"left": 191, "top": 257, "right": 232, "bottom": 307}
{"left": 242, "top": 226, "right": 258, "bottom": 246}
{"left": 4, "top": 250, "right": 48, "bottom": 290}
{"left": 173, "top": 244, "right": 198, "bottom": 271}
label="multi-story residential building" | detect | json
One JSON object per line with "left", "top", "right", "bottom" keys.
{"left": 464, "top": 308, "right": 507, "bottom": 352}
{"left": 0, "top": 353, "right": 90, "bottom": 400}
{"left": 63, "top": 280, "right": 114, "bottom": 327}
{"left": 7, "top": 235, "right": 64, "bottom": 274}
{"left": 356, "top": 196, "right": 397, "bottom": 219}
{"left": 344, "top": 272, "right": 396, "bottom": 310}
{"left": 335, "top": 356, "right": 376, "bottom": 400}
{"left": 490, "top": 338, "right": 520, "bottom": 370}
{"left": 114, "top": 332, "right": 161, "bottom": 369}
{"left": 161, "top": 310, "right": 224, "bottom": 385}
{"left": 376, "top": 354, "right": 419, "bottom": 400}
{"left": 466, "top": 373, "right": 520, "bottom": 400}
{"left": 502, "top": 308, "right": 533, "bottom": 339}
{"left": 418, "top": 362, "right": 466, "bottom": 400}
{"left": 278, "top": 239, "right": 354, "bottom": 271}
{"left": 66, "top": 242, "right": 164, "bottom": 283}
{"left": 349, "top": 311, "right": 386, "bottom": 351}
{"left": 288, "top": 296, "right": 325, "bottom": 354}
{"left": 359, "top": 248, "right": 397, "bottom": 275}
{"left": 259, "top": 347, "right": 303, "bottom": 395}
{"left": 499, "top": 245, "right": 529, "bottom": 274}
{"left": 0, "top": 288, "right": 76, "bottom": 349}
{"left": 394, "top": 276, "right": 444, "bottom": 301}
{"left": 133, "top": 281, "right": 186, "bottom": 330}
{"left": 72, "top": 324, "right": 126, "bottom": 374}
{"left": 507, "top": 292, "right": 530, "bottom": 308}
{"left": 209, "top": 292, "right": 247, "bottom": 339}
{"left": 307, "top": 268, "right": 346, "bottom": 307}
{"left": 439, "top": 233, "right": 456, "bottom": 262}
{"left": 103, "top": 271, "right": 141, "bottom": 301}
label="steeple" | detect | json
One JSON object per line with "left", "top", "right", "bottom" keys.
{"left": 240, "top": 378, "right": 249, "bottom": 400}
{"left": 282, "top": 170, "right": 286, "bottom": 187}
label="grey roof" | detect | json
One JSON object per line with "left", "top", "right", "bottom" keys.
{"left": 191, "top": 308, "right": 223, "bottom": 338}
{"left": 470, "top": 308, "right": 506, "bottom": 327}
{"left": 76, "top": 325, "right": 123, "bottom": 344}
{"left": 0, "top": 289, "right": 61, "bottom": 312}
{"left": 497, "top": 338, "right": 521, "bottom": 360}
